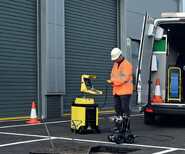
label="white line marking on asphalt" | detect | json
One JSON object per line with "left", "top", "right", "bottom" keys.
{"left": 0, "top": 138, "right": 49, "bottom": 148}
{"left": 0, "top": 131, "right": 49, "bottom": 138}
{"left": 152, "top": 148, "right": 178, "bottom": 154}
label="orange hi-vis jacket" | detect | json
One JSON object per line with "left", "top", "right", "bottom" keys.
{"left": 111, "top": 58, "right": 133, "bottom": 95}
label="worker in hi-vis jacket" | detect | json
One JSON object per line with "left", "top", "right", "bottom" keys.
{"left": 109, "top": 47, "right": 133, "bottom": 131}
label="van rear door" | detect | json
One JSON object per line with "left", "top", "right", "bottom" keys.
{"left": 136, "top": 13, "right": 155, "bottom": 106}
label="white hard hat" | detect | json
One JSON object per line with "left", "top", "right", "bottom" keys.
{"left": 111, "top": 48, "right": 122, "bottom": 60}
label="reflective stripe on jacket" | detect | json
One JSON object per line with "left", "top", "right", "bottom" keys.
{"left": 110, "top": 58, "right": 133, "bottom": 95}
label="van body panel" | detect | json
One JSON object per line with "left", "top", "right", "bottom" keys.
{"left": 136, "top": 13, "right": 154, "bottom": 106}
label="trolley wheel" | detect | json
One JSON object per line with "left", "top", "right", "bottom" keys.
{"left": 78, "top": 126, "right": 85, "bottom": 134}
{"left": 125, "top": 133, "right": 135, "bottom": 143}
{"left": 114, "top": 133, "right": 125, "bottom": 144}
{"left": 107, "top": 132, "right": 114, "bottom": 142}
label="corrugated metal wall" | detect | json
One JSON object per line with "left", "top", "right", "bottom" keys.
{"left": 0, "top": 0, "right": 37, "bottom": 118}
{"left": 64, "top": 0, "right": 117, "bottom": 113}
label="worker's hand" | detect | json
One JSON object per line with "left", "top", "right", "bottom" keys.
{"left": 107, "top": 80, "right": 113, "bottom": 84}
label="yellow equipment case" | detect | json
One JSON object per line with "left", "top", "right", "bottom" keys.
{"left": 71, "top": 75, "right": 102, "bottom": 133}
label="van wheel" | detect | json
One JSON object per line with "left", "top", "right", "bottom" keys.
{"left": 144, "top": 112, "right": 155, "bottom": 125}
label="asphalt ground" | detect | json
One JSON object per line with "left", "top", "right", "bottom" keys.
{"left": 1, "top": 112, "right": 185, "bottom": 153}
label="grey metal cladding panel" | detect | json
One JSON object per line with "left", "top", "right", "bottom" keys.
{"left": 150, "top": 0, "right": 179, "bottom": 18}
{"left": 64, "top": 0, "right": 116, "bottom": 113}
{"left": 126, "top": 0, "right": 179, "bottom": 18}
{"left": 47, "top": 0, "right": 65, "bottom": 94}
{"left": 0, "top": 0, "right": 37, "bottom": 118}
{"left": 126, "top": 0, "right": 150, "bottom": 15}
{"left": 126, "top": 12, "right": 144, "bottom": 40}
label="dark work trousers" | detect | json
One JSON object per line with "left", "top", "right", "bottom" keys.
{"left": 114, "top": 94, "right": 131, "bottom": 129}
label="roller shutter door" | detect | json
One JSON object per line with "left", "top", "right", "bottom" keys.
{"left": 0, "top": 0, "right": 37, "bottom": 118}
{"left": 64, "top": 0, "right": 117, "bottom": 113}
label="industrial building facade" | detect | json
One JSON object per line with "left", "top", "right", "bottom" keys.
{"left": 0, "top": 0, "right": 181, "bottom": 119}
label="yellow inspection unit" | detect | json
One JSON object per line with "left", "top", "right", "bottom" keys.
{"left": 71, "top": 74, "right": 102, "bottom": 133}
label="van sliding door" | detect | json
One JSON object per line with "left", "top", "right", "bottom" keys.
{"left": 136, "top": 13, "right": 154, "bottom": 106}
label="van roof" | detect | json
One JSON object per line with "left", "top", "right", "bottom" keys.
{"left": 161, "top": 12, "right": 185, "bottom": 18}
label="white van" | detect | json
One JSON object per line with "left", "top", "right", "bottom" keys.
{"left": 136, "top": 12, "right": 185, "bottom": 124}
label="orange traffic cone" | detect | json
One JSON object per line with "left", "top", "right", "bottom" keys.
{"left": 26, "top": 102, "right": 41, "bottom": 124}
{"left": 151, "top": 78, "right": 164, "bottom": 103}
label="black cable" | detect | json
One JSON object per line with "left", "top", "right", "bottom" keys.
{"left": 99, "top": 83, "right": 109, "bottom": 109}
